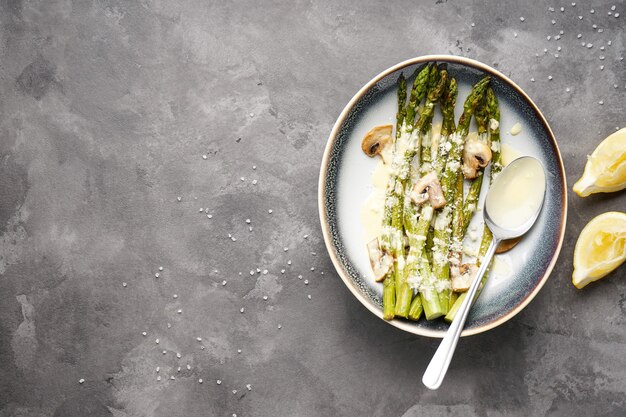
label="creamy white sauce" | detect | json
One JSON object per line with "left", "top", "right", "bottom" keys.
{"left": 360, "top": 160, "right": 390, "bottom": 242}
{"left": 485, "top": 157, "right": 545, "bottom": 230}
{"left": 509, "top": 122, "right": 522, "bottom": 136}
{"left": 500, "top": 143, "right": 523, "bottom": 166}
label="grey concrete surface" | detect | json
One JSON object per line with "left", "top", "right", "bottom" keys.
{"left": 0, "top": 0, "right": 625, "bottom": 416}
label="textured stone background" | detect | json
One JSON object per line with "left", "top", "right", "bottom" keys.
{"left": 0, "top": 0, "right": 625, "bottom": 416}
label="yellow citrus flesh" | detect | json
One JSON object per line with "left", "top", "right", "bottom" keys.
{"left": 573, "top": 128, "right": 626, "bottom": 197}
{"left": 572, "top": 212, "right": 626, "bottom": 289}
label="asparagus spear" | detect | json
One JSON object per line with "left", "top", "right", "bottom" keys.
{"left": 405, "top": 64, "right": 431, "bottom": 128}
{"left": 381, "top": 74, "right": 409, "bottom": 320}
{"left": 408, "top": 295, "right": 424, "bottom": 321}
{"left": 461, "top": 95, "right": 489, "bottom": 233}
{"left": 448, "top": 166, "right": 464, "bottom": 309}
{"left": 432, "top": 78, "right": 458, "bottom": 175}
{"left": 395, "top": 73, "right": 407, "bottom": 141}
{"left": 381, "top": 65, "right": 432, "bottom": 320}
{"left": 431, "top": 76, "right": 491, "bottom": 312}
{"left": 445, "top": 86, "right": 501, "bottom": 323}
{"left": 476, "top": 87, "right": 502, "bottom": 259}
{"left": 418, "top": 65, "right": 443, "bottom": 176}
{"left": 395, "top": 65, "right": 448, "bottom": 318}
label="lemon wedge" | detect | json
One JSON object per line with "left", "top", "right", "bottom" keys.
{"left": 572, "top": 212, "right": 626, "bottom": 289}
{"left": 573, "top": 128, "right": 626, "bottom": 197}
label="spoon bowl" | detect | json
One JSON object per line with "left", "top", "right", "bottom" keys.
{"left": 422, "top": 156, "right": 547, "bottom": 390}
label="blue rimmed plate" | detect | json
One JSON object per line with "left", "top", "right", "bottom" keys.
{"left": 318, "top": 55, "right": 567, "bottom": 337}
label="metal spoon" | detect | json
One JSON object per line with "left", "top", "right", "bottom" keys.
{"left": 422, "top": 156, "right": 547, "bottom": 390}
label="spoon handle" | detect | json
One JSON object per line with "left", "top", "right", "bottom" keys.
{"left": 422, "top": 238, "right": 499, "bottom": 390}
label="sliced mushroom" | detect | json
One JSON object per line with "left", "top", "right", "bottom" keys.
{"left": 409, "top": 172, "right": 446, "bottom": 209}
{"left": 461, "top": 139, "right": 492, "bottom": 179}
{"left": 496, "top": 236, "right": 522, "bottom": 254}
{"left": 361, "top": 125, "right": 393, "bottom": 164}
{"left": 366, "top": 238, "right": 393, "bottom": 282}
{"left": 452, "top": 263, "right": 479, "bottom": 292}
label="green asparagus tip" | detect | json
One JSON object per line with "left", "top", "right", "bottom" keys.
{"left": 449, "top": 78, "right": 458, "bottom": 107}
{"left": 486, "top": 87, "right": 500, "bottom": 121}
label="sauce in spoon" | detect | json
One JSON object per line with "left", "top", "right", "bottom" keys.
{"left": 485, "top": 157, "right": 546, "bottom": 232}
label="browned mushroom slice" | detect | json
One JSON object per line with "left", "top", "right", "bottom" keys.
{"left": 496, "top": 236, "right": 522, "bottom": 254}
{"left": 409, "top": 172, "right": 447, "bottom": 209}
{"left": 452, "top": 263, "right": 479, "bottom": 292}
{"left": 461, "top": 139, "right": 493, "bottom": 179}
{"left": 366, "top": 238, "right": 393, "bottom": 282}
{"left": 361, "top": 125, "right": 393, "bottom": 164}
